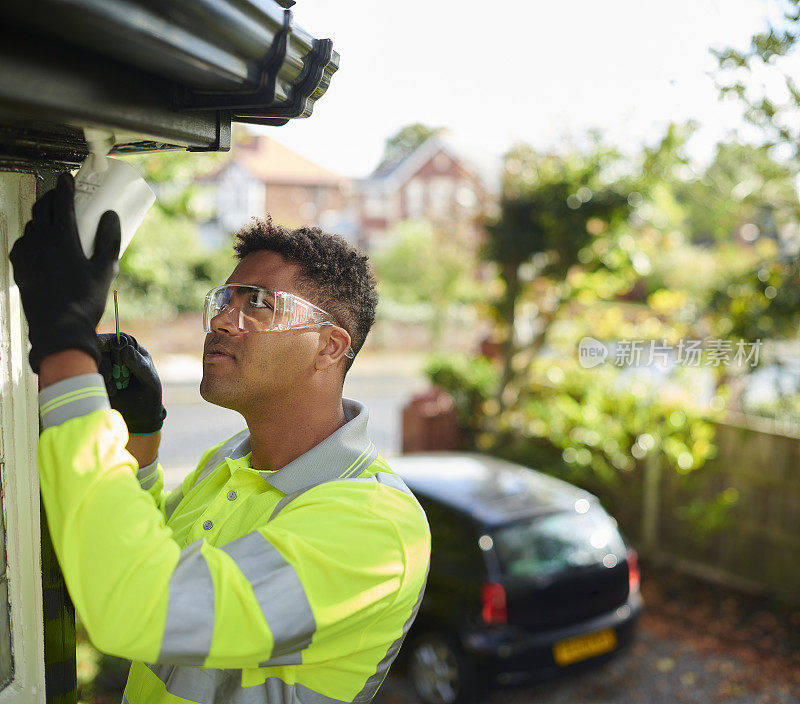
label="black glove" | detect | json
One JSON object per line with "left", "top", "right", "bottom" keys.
{"left": 9, "top": 172, "right": 121, "bottom": 372}
{"left": 98, "top": 333, "right": 167, "bottom": 434}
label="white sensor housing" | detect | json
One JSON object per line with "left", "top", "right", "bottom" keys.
{"left": 74, "top": 128, "right": 156, "bottom": 258}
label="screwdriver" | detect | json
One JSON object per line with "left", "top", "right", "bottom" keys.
{"left": 114, "top": 289, "right": 120, "bottom": 344}
{"left": 111, "top": 289, "right": 130, "bottom": 390}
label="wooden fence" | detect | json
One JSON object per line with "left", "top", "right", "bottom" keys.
{"left": 642, "top": 416, "right": 800, "bottom": 602}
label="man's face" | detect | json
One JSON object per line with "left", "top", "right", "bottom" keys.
{"left": 199, "top": 250, "right": 322, "bottom": 413}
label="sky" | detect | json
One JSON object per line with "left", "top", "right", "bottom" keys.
{"left": 259, "top": 0, "right": 782, "bottom": 179}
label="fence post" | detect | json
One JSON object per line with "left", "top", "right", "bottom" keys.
{"left": 642, "top": 454, "right": 662, "bottom": 553}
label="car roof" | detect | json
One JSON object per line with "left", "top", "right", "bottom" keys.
{"left": 391, "top": 452, "right": 597, "bottom": 527}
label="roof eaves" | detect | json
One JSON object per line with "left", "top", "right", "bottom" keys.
{"left": 0, "top": 0, "right": 339, "bottom": 162}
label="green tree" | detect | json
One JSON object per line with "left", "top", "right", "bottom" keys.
{"left": 484, "top": 141, "right": 631, "bottom": 397}
{"left": 713, "top": 0, "right": 800, "bottom": 158}
{"left": 686, "top": 141, "right": 800, "bottom": 244}
{"left": 641, "top": 125, "right": 800, "bottom": 245}
{"left": 373, "top": 220, "right": 479, "bottom": 349}
{"left": 378, "top": 123, "right": 442, "bottom": 168}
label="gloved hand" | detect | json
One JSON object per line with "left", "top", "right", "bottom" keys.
{"left": 9, "top": 172, "right": 121, "bottom": 372}
{"left": 98, "top": 333, "right": 167, "bottom": 434}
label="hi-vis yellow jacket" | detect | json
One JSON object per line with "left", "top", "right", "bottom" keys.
{"left": 37, "top": 373, "right": 430, "bottom": 704}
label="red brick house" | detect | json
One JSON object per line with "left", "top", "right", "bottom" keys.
{"left": 202, "top": 134, "right": 355, "bottom": 246}
{"left": 355, "top": 133, "right": 497, "bottom": 250}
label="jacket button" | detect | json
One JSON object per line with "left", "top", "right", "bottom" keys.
{"left": 203, "top": 520, "right": 213, "bottom": 530}
{"left": 227, "top": 490, "right": 237, "bottom": 501}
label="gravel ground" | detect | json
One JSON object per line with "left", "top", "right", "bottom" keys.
{"left": 375, "top": 626, "right": 797, "bottom": 704}
{"left": 374, "top": 568, "right": 800, "bottom": 704}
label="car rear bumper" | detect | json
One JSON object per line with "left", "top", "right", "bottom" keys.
{"left": 461, "top": 591, "right": 644, "bottom": 686}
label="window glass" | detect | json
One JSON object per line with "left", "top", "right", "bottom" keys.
{"left": 364, "top": 193, "right": 384, "bottom": 218}
{"left": 493, "top": 509, "right": 625, "bottom": 579}
{"left": 405, "top": 179, "right": 424, "bottom": 218}
{"left": 429, "top": 177, "right": 453, "bottom": 217}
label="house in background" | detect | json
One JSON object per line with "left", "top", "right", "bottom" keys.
{"left": 202, "top": 131, "right": 499, "bottom": 253}
{"left": 355, "top": 132, "right": 499, "bottom": 250}
{"left": 201, "top": 133, "right": 356, "bottom": 247}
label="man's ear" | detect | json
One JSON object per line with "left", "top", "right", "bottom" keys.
{"left": 315, "top": 327, "right": 353, "bottom": 370}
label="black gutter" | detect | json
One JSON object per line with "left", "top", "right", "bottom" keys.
{"left": 0, "top": 0, "right": 338, "bottom": 162}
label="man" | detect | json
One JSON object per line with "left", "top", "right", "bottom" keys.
{"left": 11, "top": 173, "right": 430, "bottom": 704}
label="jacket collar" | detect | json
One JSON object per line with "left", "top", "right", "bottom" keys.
{"left": 229, "top": 398, "right": 377, "bottom": 495}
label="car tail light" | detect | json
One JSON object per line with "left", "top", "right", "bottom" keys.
{"left": 627, "top": 549, "right": 640, "bottom": 594}
{"left": 481, "top": 582, "right": 507, "bottom": 624}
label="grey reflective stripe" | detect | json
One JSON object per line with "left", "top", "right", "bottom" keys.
{"left": 267, "top": 479, "right": 335, "bottom": 522}
{"left": 354, "top": 565, "right": 430, "bottom": 703}
{"left": 268, "top": 472, "right": 418, "bottom": 523}
{"left": 220, "top": 531, "right": 316, "bottom": 665}
{"left": 137, "top": 459, "right": 159, "bottom": 491}
{"left": 346, "top": 472, "right": 412, "bottom": 493}
{"left": 268, "top": 492, "right": 297, "bottom": 521}
{"left": 350, "top": 473, "right": 427, "bottom": 520}
{"left": 282, "top": 681, "right": 352, "bottom": 704}
{"left": 159, "top": 540, "right": 215, "bottom": 664}
{"left": 164, "top": 487, "right": 183, "bottom": 521}
{"left": 337, "top": 442, "right": 378, "bottom": 479}
{"left": 143, "top": 667, "right": 351, "bottom": 703}
{"left": 373, "top": 471, "right": 413, "bottom": 495}
{"left": 191, "top": 429, "right": 251, "bottom": 491}
{"left": 145, "top": 663, "right": 240, "bottom": 702}
{"left": 163, "top": 430, "right": 249, "bottom": 523}
{"left": 139, "top": 472, "right": 158, "bottom": 491}
{"left": 38, "top": 373, "right": 110, "bottom": 430}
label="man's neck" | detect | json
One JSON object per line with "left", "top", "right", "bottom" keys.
{"left": 244, "top": 392, "right": 348, "bottom": 472}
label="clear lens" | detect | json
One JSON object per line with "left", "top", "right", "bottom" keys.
{"left": 203, "top": 284, "right": 356, "bottom": 359}
{"left": 203, "top": 285, "right": 278, "bottom": 333}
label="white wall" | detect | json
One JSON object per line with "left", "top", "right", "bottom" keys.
{"left": 0, "top": 172, "right": 46, "bottom": 703}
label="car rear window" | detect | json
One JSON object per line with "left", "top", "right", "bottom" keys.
{"left": 492, "top": 508, "right": 626, "bottom": 578}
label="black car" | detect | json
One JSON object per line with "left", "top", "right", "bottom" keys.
{"left": 392, "top": 452, "right": 643, "bottom": 704}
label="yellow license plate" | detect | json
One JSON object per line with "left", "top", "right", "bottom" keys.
{"left": 552, "top": 628, "right": 618, "bottom": 666}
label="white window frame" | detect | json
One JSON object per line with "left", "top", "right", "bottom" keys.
{"left": 0, "top": 172, "right": 47, "bottom": 704}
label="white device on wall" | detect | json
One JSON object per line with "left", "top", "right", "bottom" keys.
{"left": 73, "top": 127, "right": 156, "bottom": 258}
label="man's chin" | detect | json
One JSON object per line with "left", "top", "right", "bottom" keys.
{"left": 199, "top": 376, "right": 237, "bottom": 410}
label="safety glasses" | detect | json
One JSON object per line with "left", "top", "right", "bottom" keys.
{"left": 203, "top": 284, "right": 355, "bottom": 359}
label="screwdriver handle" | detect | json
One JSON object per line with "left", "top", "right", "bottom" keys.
{"left": 110, "top": 346, "right": 130, "bottom": 391}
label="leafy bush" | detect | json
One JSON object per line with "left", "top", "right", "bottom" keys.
{"left": 426, "top": 351, "right": 722, "bottom": 542}
{"left": 485, "top": 359, "right": 718, "bottom": 531}
{"left": 424, "top": 353, "right": 498, "bottom": 446}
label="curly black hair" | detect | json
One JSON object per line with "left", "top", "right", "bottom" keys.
{"left": 233, "top": 216, "right": 378, "bottom": 372}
